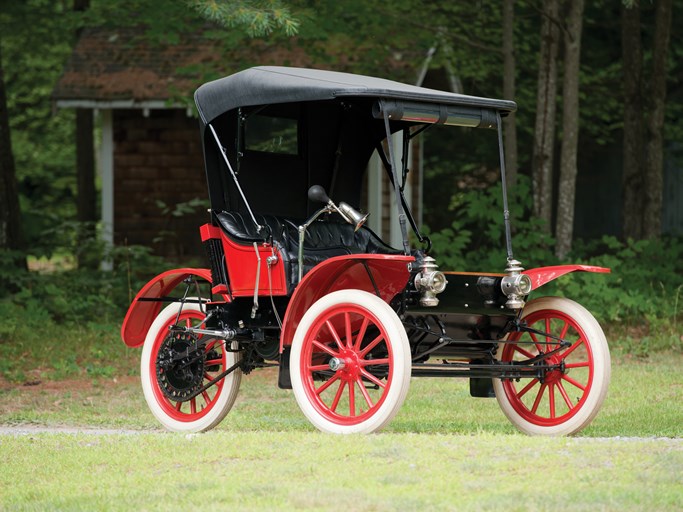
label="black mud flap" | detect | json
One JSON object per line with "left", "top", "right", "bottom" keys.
{"left": 278, "top": 347, "right": 292, "bottom": 389}
{"left": 469, "top": 377, "right": 495, "bottom": 398}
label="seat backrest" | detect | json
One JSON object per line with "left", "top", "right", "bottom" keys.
{"left": 214, "top": 211, "right": 285, "bottom": 244}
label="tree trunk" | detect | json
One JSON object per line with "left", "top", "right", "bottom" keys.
{"left": 74, "top": 0, "right": 97, "bottom": 267}
{"left": 502, "top": 0, "right": 518, "bottom": 188}
{"left": 621, "top": 0, "right": 644, "bottom": 240}
{"left": 555, "top": 0, "right": 584, "bottom": 260}
{"left": 532, "top": 0, "right": 560, "bottom": 232}
{"left": 642, "top": 0, "right": 672, "bottom": 240}
{"left": 0, "top": 40, "right": 26, "bottom": 268}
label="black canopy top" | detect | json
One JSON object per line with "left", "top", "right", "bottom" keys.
{"left": 195, "top": 66, "right": 518, "bottom": 220}
{"left": 194, "top": 66, "right": 517, "bottom": 126}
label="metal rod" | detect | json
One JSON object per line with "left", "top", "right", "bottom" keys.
{"left": 182, "top": 358, "right": 242, "bottom": 402}
{"left": 496, "top": 111, "right": 514, "bottom": 262}
{"left": 251, "top": 242, "right": 261, "bottom": 318}
{"left": 297, "top": 205, "right": 333, "bottom": 282}
{"left": 382, "top": 101, "right": 411, "bottom": 256}
{"left": 208, "top": 123, "right": 263, "bottom": 235}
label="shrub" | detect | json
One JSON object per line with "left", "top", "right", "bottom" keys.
{"left": 0, "top": 243, "right": 166, "bottom": 325}
{"left": 426, "top": 175, "right": 556, "bottom": 272}
{"left": 424, "top": 176, "right": 682, "bottom": 352}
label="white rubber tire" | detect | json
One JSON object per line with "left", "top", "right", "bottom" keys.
{"left": 290, "top": 290, "right": 411, "bottom": 434}
{"left": 493, "top": 297, "right": 611, "bottom": 436}
{"left": 140, "top": 300, "right": 241, "bottom": 433}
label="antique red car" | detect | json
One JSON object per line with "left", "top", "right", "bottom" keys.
{"left": 121, "top": 67, "right": 611, "bottom": 435}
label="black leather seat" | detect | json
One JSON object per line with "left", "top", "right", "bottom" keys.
{"left": 213, "top": 211, "right": 399, "bottom": 292}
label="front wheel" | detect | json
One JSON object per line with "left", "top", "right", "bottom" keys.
{"left": 493, "top": 297, "right": 610, "bottom": 436}
{"left": 290, "top": 290, "right": 411, "bottom": 434}
{"left": 140, "top": 300, "right": 241, "bottom": 432}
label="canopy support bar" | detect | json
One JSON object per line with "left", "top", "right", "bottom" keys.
{"left": 208, "top": 123, "right": 264, "bottom": 236}
{"left": 381, "top": 100, "right": 411, "bottom": 257}
{"left": 496, "top": 112, "right": 515, "bottom": 264}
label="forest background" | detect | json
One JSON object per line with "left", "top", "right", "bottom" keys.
{"left": 0, "top": 0, "right": 681, "bottom": 360}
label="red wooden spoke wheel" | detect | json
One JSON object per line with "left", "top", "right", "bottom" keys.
{"left": 493, "top": 297, "right": 610, "bottom": 435}
{"left": 290, "top": 290, "right": 411, "bottom": 434}
{"left": 140, "top": 300, "right": 241, "bottom": 432}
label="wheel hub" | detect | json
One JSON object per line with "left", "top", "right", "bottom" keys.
{"left": 328, "top": 357, "right": 346, "bottom": 371}
{"left": 330, "top": 349, "right": 361, "bottom": 380}
{"left": 155, "top": 331, "right": 205, "bottom": 402}
{"left": 541, "top": 354, "right": 564, "bottom": 384}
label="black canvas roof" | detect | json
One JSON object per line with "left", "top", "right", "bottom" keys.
{"left": 194, "top": 66, "right": 517, "bottom": 125}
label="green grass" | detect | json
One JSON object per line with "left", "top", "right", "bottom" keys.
{"left": 2, "top": 353, "right": 682, "bottom": 437}
{"left": 1, "top": 326, "right": 682, "bottom": 510}
{"left": 1, "top": 431, "right": 681, "bottom": 511}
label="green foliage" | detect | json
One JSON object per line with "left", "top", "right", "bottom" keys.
{"left": 189, "top": 0, "right": 300, "bottom": 37}
{"left": 426, "top": 175, "right": 556, "bottom": 272}
{"left": 555, "top": 236, "right": 683, "bottom": 351}
{"left": 1, "top": 0, "right": 79, "bottom": 252}
{"left": 0, "top": 237, "right": 165, "bottom": 326}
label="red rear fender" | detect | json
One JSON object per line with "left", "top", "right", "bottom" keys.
{"left": 121, "top": 268, "right": 218, "bottom": 348}
{"left": 524, "top": 264, "right": 610, "bottom": 291}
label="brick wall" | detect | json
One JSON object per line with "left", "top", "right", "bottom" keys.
{"left": 113, "top": 109, "right": 209, "bottom": 260}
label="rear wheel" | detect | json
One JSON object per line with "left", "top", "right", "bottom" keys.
{"left": 290, "top": 290, "right": 411, "bottom": 434}
{"left": 140, "top": 300, "right": 241, "bottom": 432}
{"left": 493, "top": 297, "right": 610, "bottom": 436}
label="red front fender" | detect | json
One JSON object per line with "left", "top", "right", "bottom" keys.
{"left": 279, "top": 254, "right": 414, "bottom": 352}
{"left": 121, "top": 268, "right": 220, "bottom": 348}
{"left": 524, "top": 264, "right": 611, "bottom": 291}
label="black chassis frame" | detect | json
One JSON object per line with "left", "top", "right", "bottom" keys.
{"left": 155, "top": 267, "right": 571, "bottom": 401}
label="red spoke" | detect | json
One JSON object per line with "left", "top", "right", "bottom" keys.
{"left": 561, "top": 338, "right": 584, "bottom": 359}
{"left": 529, "top": 332, "right": 544, "bottom": 353}
{"left": 353, "top": 317, "right": 370, "bottom": 352}
{"left": 513, "top": 345, "right": 536, "bottom": 360}
{"left": 349, "top": 381, "right": 356, "bottom": 417}
{"left": 562, "top": 374, "right": 586, "bottom": 391}
{"left": 530, "top": 383, "right": 547, "bottom": 414}
{"left": 316, "top": 374, "right": 340, "bottom": 396}
{"left": 312, "top": 339, "right": 339, "bottom": 357}
{"left": 201, "top": 391, "right": 211, "bottom": 406}
{"left": 345, "top": 312, "right": 353, "bottom": 348}
{"left": 356, "top": 377, "right": 375, "bottom": 409}
{"left": 360, "top": 358, "right": 389, "bottom": 367}
{"left": 558, "top": 321, "right": 570, "bottom": 351}
{"left": 204, "top": 373, "right": 214, "bottom": 381}
{"left": 190, "top": 398, "right": 197, "bottom": 415}
{"left": 565, "top": 361, "right": 590, "bottom": 369}
{"left": 308, "top": 364, "right": 331, "bottom": 372}
{"left": 516, "top": 378, "right": 539, "bottom": 399}
{"left": 330, "top": 380, "right": 346, "bottom": 412}
{"left": 359, "top": 333, "right": 385, "bottom": 358}
{"left": 360, "top": 368, "right": 386, "bottom": 389}
{"left": 326, "top": 320, "right": 345, "bottom": 351}
{"left": 205, "top": 340, "right": 216, "bottom": 351}
{"left": 545, "top": 318, "right": 551, "bottom": 346}
{"left": 185, "top": 318, "right": 192, "bottom": 328}
{"left": 175, "top": 401, "right": 182, "bottom": 411}
{"left": 549, "top": 383, "right": 556, "bottom": 418}
{"left": 205, "top": 359, "right": 223, "bottom": 366}
{"left": 557, "top": 381, "right": 574, "bottom": 410}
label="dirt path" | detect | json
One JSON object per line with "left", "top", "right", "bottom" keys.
{"left": 0, "top": 425, "right": 161, "bottom": 435}
{"left": 0, "top": 425, "right": 681, "bottom": 444}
